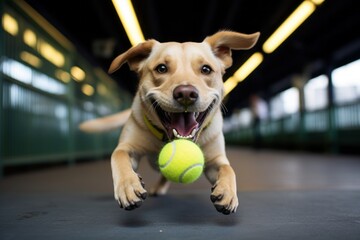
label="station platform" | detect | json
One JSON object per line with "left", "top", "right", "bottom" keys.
{"left": 1, "top": 147, "right": 360, "bottom": 239}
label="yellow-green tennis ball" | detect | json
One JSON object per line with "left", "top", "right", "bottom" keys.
{"left": 158, "top": 139, "right": 204, "bottom": 184}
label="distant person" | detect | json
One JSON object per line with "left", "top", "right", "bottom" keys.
{"left": 250, "top": 94, "right": 268, "bottom": 149}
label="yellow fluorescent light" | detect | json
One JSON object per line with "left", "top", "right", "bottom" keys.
{"left": 71, "top": 66, "right": 86, "bottom": 82}
{"left": 23, "top": 29, "right": 37, "bottom": 48}
{"left": 310, "top": 0, "right": 325, "bottom": 5}
{"left": 38, "top": 41, "right": 65, "bottom": 67}
{"left": 55, "top": 69, "right": 71, "bottom": 83}
{"left": 82, "top": 84, "right": 95, "bottom": 96}
{"left": 224, "top": 77, "right": 238, "bottom": 96}
{"left": 2, "top": 13, "right": 18, "bottom": 36}
{"left": 233, "top": 52, "right": 263, "bottom": 82}
{"left": 112, "top": 0, "right": 145, "bottom": 46}
{"left": 262, "top": 1, "right": 316, "bottom": 54}
{"left": 20, "top": 51, "right": 42, "bottom": 68}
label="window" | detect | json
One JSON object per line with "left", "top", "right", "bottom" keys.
{"left": 332, "top": 59, "right": 360, "bottom": 105}
{"left": 270, "top": 87, "right": 299, "bottom": 119}
{"left": 304, "top": 74, "right": 328, "bottom": 111}
{"left": 1, "top": 57, "right": 66, "bottom": 95}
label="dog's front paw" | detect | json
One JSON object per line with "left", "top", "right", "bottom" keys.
{"left": 114, "top": 173, "right": 147, "bottom": 210}
{"left": 210, "top": 182, "right": 238, "bottom": 215}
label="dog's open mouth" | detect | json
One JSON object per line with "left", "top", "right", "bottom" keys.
{"left": 151, "top": 100, "right": 215, "bottom": 141}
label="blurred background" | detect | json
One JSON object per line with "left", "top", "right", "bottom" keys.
{"left": 0, "top": 0, "right": 359, "bottom": 177}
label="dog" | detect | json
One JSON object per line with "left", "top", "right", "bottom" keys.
{"left": 80, "top": 30, "right": 259, "bottom": 215}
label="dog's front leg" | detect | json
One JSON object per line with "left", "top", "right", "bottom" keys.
{"left": 111, "top": 148, "right": 147, "bottom": 210}
{"left": 203, "top": 136, "right": 238, "bottom": 215}
{"left": 206, "top": 164, "right": 238, "bottom": 215}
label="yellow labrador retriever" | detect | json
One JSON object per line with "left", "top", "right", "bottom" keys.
{"left": 80, "top": 31, "right": 259, "bottom": 215}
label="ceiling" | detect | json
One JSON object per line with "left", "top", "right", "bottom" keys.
{"left": 24, "top": 0, "right": 360, "bottom": 116}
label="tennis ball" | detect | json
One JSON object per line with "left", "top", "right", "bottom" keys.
{"left": 158, "top": 139, "right": 204, "bottom": 184}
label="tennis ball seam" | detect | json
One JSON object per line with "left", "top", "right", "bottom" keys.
{"left": 159, "top": 141, "right": 176, "bottom": 168}
{"left": 178, "top": 163, "right": 204, "bottom": 183}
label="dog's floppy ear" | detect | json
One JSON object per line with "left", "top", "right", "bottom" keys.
{"left": 108, "top": 39, "right": 158, "bottom": 74}
{"left": 204, "top": 31, "right": 260, "bottom": 69}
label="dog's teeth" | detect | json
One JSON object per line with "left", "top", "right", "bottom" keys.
{"left": 191, "top": 128, "right": 198, "bottom": 137}
{"left": 172, "top": 129, "right": 194, "bottom": 139}
{"left": 194, "top": 112, "right": 199, "bottom": 118}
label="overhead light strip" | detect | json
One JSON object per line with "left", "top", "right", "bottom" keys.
{"left": 225, "top": 0, "right": 325, "bottom": 96}
{"left": 224, "top": 77, "right": 238, "bottom": 96}
{"left": 233, "top": 52, "right": 263, "bottom": 82}
{"left": 112, "top": 0, "right": 145, "bottom": 46}
{"left": 224, "top": 52, "right": 263, "bottom": 96}
{"left": 263, "top": 0, "right": 320, "bottom": 54}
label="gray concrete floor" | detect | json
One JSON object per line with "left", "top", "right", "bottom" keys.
{"left": 1, "top": 147, "right": 360, "bottom": 239}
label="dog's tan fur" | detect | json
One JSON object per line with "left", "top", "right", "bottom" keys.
{"left": 80, "top": 31, "right": 259, "bottom": 214}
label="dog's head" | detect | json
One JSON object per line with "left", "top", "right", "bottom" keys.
{"left": 109, "top": 31, "right": 260, "bottom": 141}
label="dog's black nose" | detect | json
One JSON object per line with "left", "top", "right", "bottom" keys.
{"left": 173, "top": 85, "right": 199, "bottom": 107}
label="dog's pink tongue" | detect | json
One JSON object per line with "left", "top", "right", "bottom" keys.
{"left": 170, "top": 112, "right": 198, "bottom": 137}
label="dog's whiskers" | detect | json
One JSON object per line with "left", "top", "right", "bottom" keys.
{"left": 142, "top": 97, "right": 158, "bottom": 117}
{"left": 220, "top": 102, "right": 228, "bottom": 114}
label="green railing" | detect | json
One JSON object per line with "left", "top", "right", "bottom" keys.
{"left": 225, "top": 101, "right": 360, "bottom": 153}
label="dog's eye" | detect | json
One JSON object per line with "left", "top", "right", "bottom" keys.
{"left": 201, "top": 65, "right": 212, "bottom": 75}
{"left": 155, "top": 64, "right": 168, "bottom": 73}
